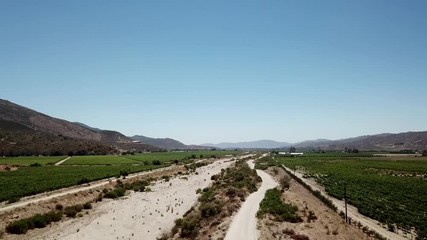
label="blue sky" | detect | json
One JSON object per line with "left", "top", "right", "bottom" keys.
{"left": 1, "top": 0, "right": 426, "bottom": 144}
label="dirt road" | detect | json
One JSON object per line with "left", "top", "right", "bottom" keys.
{"left": 54, "top": 156, "right": 71, "bottom": 166}
{"left": 225, "top": 161, "right": 278, "bottom": 240}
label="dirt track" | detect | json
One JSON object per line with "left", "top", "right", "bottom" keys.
{"left": 225, "top": 160, "right": 278, "bottom": 240}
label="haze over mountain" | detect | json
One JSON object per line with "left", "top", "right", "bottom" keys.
{"left": 132, "top": 135, "right": 211, "bottom": 150}
{"left": 205, "top": 132, "right": 427, "bottom": 151}
{"left": 293, "top": 132, "right": 427, "bottom": 151}
{"left": 203, "top": 140, "right": 291, "bottom": 149}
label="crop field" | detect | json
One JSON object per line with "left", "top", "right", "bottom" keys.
{"left": 0, "top": 151, "right": 241, "bottom": 204}
{"left": 0, "top": 163, "right": 167, "bottom": 203}
{"left": 279, "top": 156, "right": 427, "bottom": 239}
{"left": 0, "top": 156, "right": 65, "bottom": 166}
{"left": 125, "top": 150, "right": 240, "bottom": 163}
{"left": 62, "top": 155, "right": 140, "bottom": 165}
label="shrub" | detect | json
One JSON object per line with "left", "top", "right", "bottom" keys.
{"left": 307, "top": 210, "right": 317, "bottom": 222}
{"left": 152, "top": 160, "right": 161, "bottom": 165}
{"left": 83, "top": 202, "right": 92, "bottom": 209}
{"left": 104, "top": 187, "right": 126, "bottom": 199}
{"left": 7, "top": 196, "right": 20, "bottom": 204}
{"left": 78, "top": 177, "right": 90, "bottom": 185}
{"left": 161, "top": 175, "right": 170, "bottom": 182}
{"left": 64, "top": 205, "right": 83, "bottom": 218}
{"left": 5, "top": 211, "right": 62, "bottom": 234}
{"left": 46, "top": 211, "right": 63, "bottom": 222}
{"left": 225, "top": 187, "right": 237, "bottom": 197}
{"left": 293, "top": 234, "right": 310, "bottom": 240}
{"left": 6, "top": 219, "right": 31, "bottom": 234}
{"left": 120, "top": 170, "right": 129, "bottom": 178}
{"left": 257, "top": 188, "right": 302, "bottom": 223}
{"left": 180, "top": 215, "right": 201, "bottom": 238}
{"left": 32, "top": 214, "right": 48, "bottom": 228}
{"left": 200, "top": 201, "right": 222, "bottom": 218}
{"left": 55, "top": 203, "right": 64, "bottom": 211}
{"left": 280, "top": 176, "right": 291, "bottom": 190}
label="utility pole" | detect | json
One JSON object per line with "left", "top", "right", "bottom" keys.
{"left": 344, "top": 182, "right": 348, "bottom": 223}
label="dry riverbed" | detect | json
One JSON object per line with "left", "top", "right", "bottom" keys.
{"left": 22, "top": 159, "right": 235, "bottom": 240}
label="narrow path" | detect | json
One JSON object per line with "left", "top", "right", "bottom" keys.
{"left": 225, "top": 161, "right": 278, "bottom": 240}
{"left": 54, "top": 156, "right": 71, "bottom": 166}
{"left": 281, "top": 165, "right": 407, "bottom": 240}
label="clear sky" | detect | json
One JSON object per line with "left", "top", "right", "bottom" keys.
{"left": 1, "top": 0, "right": 426, "bottom": 145}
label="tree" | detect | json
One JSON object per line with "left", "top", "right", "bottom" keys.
{"left": 289, "top": 146, "right": 296, "bottom": 153}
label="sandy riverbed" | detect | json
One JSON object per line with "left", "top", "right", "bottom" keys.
{"left": 31, "top": 159, "right": 235, "bottom": 240}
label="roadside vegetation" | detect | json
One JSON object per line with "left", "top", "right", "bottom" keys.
{"left": 257, "top": 188, "right": 302, "bottom": 223}
{"left": 169, "top": 160, "right": 261, "bottom": 239}
{"left": 279, "top": 155, "right": 427, "bottom": 240}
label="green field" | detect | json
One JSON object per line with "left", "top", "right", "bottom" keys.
{"left": 0, "top": 164, "right": 167, "bottom": 203}
{"left": 0, "top": 156, "right": 65, "bottom": 166}
{"left": 279, "top": 156, "right": 427, "bottom": 239}
{"left": 0, "top": 151, "right": 241, "bottom": 203}
{"left": 63, "top": 155, "right": 140, "bottom": 165}
{"left": 125, "top": 150, "right": 240, "bottom": 162}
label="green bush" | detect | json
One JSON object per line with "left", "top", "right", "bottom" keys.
{"left": 64, "top": 205, "right": 83, "bottom": 218}
{"left": 257, "top": 188, "right": 302, "bottom": 223}
{"left": 180, "top": 215, "right": 201, "bottom": 238}
{"left": 7, "top": 196, "right": 20, "bottom": 204}
{"left": 6, "top": 219, "right": 31, "bottom": 234}
{"left": 55, "top": 203, "right": 63, "bottom": 211}
{"left": 104, "top": 187, "right": 126, "bottom": 199}
{"left": 5, "top": 211, "right": 63, "bottom": 234}
{"left": 78, "top": 177, "right": 90, "bottom": 184}
{"left": 83, "top": 202, "right": 92, "bottom": 209}
{"left": 46, "top": 211, "right": 63, "bottom": 222}
{"left": 152, "top": 160, "right": 161, "bottom": 165}
{"left": 200, "top": 201, "right": 222, "bottom": 218}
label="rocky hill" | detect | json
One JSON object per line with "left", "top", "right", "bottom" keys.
{"left": 0, "top": 99, "right": 159, "bottom": 156}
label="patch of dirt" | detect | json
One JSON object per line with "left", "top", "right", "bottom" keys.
{"left": 259, "top": 167, "right": 372, "bottom": 240}
{"left": 0, "top": 165, "right": 18, "bottom": 172}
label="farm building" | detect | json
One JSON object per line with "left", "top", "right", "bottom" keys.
{"left": 278, "top": 152, "right": 304, "bottom": 156}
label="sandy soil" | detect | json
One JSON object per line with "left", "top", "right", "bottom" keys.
{"left": 281, "top": 165, "right": 408, "bottom": 240}
{"left": 225, "top": 160, "right": 278, "bottom": 240}
{"left": 27, "top": 158, "right": 236, "bottom": 240}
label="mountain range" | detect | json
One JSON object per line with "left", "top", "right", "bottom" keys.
{"left": 205, "top": 133, "right": 427, "bottom": 151}
{"left": 1, "top": 98, "right": 426, "bottom": 155}
{"left": 203, "top": 140, "right": 291, "bottom": 149}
